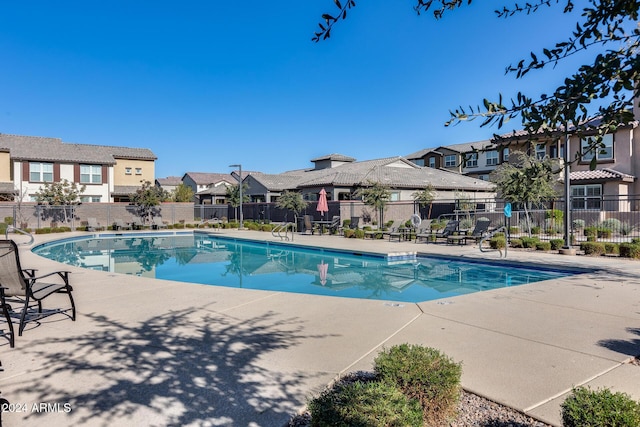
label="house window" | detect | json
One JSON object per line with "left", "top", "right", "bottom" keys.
{"left": 412, "top": 159, "right": 425, "bottom": 166}
{"left": 80, "top": 196, "right": 101, "bottom": 203}
{"left": 477, "top": 174, "right": 489, "bottom": 181}
{"left": 30, "top": 162, "right": 54, "bottom": 182}
{"left": 535, "top": 144, "right": 546, "bottom": 160}
{"left": 135, "top": 168, "right": 142, "bottom": 175}
{"left": 503, "top": 147, "right": 509, "bottom": 162}
{"left": 444, "top": 155, "right": 456, "bottom": 167}
{"left": 80, "top": 164, "right": 102, "bottom": 184}
{"left": 581, "top": 134, "right": 613, "bottom": 162}
{"left": 125, "top": 167, "right": 132, "bottom": 175}
{"left": 428, "top": 157, "right": 436, "bottom": 168}
{"left": 549, "top": 142, "right": 564, "bottom": 159}
{"left": 486, "top": 151, "right": 499, "bottom": 166}
{"left": 465, "top": 153, "right": 478, "bottom": 168}
{"left": 390, "top": 192, "right": 400, "bottom": 201}
{"left": 571, "top": 184, "right": 602, "bottom": 210}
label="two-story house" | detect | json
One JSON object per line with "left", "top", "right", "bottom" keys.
{"left": 0, "top": 133, "right": 157, "bottom": 202}
{"left": 182, "top": 172, "right": 236, "bottom": 204}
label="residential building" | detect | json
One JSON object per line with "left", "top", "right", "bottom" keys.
{"left": 182, "top": 172, "right": 236, "bottom": 204}
{"left": 0, "top": 133, "right": 156, "bottom": 202}
{"left": 155, "top": 176, "right": 183, "bottom": 194}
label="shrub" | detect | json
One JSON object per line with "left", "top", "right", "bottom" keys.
{"left": 597, "top": 228, "right": 612, "bottom": 239}
{"left": 531, "top": 226, "right": 542, "bottom": 234}
{"left": 3, "top": 216, "right": 13, "bottom": 224}
{"left": 631, "top": 237, "right": 640, "bottom": 245}
{"left": 510, "top": 238, "right": 523, "bottom": 248}
{"left": 174, "top": 223, "right": 185, "bottom": 229}
{"left": 430, "top": 221, "right": 446, "bottom": 231}
{"left": 260, "top": 224, "right": 273, "bottom": 232}
{"left": 308, "top": 380, "right": 423, "bottom": 427}
{"left": 604, "top": 242, "right": 619, "bottom": 255}
{"left": 561, "top": 386, "right": 640, "bottom": 427}
{"left": 35, "top": 227, "right": 52, "bottom": 234}
{"left": 342, "top": 219, "right": 351, "bottom": 229}
{"left": 521, "top": 236, "right": 539, "bottom": 248}
{"left": 572, "top": 219, "right": 585, "bottom": 229}
{"left": 536, "top": 242, "right": 551, "bottom": 251}
{"left": 343, "top": 229, "right": 356, "bottom": 238}
{"left": 490, "top": 236, "right": 506, "bottom": 249}
{"left": 354, "top": 229, "right": 365, "bottom": 239}
{"left": 509, "top": 226, "right": 520, "bottom": 234}
{"left": 374, "top": 344, "right": 461, "bottom": 426}
{"left": 619, "top": 243, "right": 640, "bottom": 259}
{"left": 550, "top": 239, "right": 565, "bottom": 250}
{"left": 600, "top": 218, "right": 622, "bottom": 232}
{"left": 580, "top": 242, "right": 605, "bottom": 256}
{"left": 586, "top": 235, "right": 596, "bottom": 242}
{"left": 545, "top": 209, "right": 563, "bottom": 221}
{"left": 459, "top": 218, "right": 473, "bottom": 230}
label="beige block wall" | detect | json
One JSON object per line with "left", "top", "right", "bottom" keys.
{"left": 0, "top": 151, "right": 11, "bottom": 182}
{"left": 113, "top": 159, "right": 155, "bottom": 186}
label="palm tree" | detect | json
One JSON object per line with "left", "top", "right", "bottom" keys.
{"left": 355, "top": 181, "right": 391, "bottom": 226}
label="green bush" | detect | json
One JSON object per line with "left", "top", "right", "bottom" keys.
{"left": 260, "top": 224, "right": 273, "bottom": 232}
{"left": 374, "top": 344, "right": 461, "bottom": 426}
{"left": 509, "top": 226, "right": 520, "bottom": 234}
{"left": 584, "top": 226, "right": 597, "bottom": 237}
{"left": 343, "top": 229, "right": 356, "bottom": 238}
{"left": 550, "top": 239, "right": 565, "bottom": 250}
{"left": 597, "top": 228, "right": 612, "bottom": 239}
{"left": 492, "top": 232, "right": 505, "bottom": 239}
{"left": 490, "top": 236, "right": 506, "bottom": 249}
{"left": 342, "top": 219, "right": 351, "bottom": 228}
{"left": 536, "top": 242, "right": 551, "bottom": 251}
{"left": 600, "top": 218, "right": 622, "bottom": 232}
{"left": 308, "top": 380, "right": 423, "bottom": 427}
{"left": 510, "top": 238, "right": 523, "bottom": 248}
{"left": 580, "top": 242, "right": 606, "bottom": 256}
{"left": 531, "top": 225, "right": 541, "bottom": 234}
{"left": 3, "top": 216, "right": 13, "bottom": 225}
{"left": 521, "top": 236, "right": 540, "bottom": 248}
{"left": 619, "top": 243, "right": 640, "bottom": 259}
{"left": 631, "top": 238, "right": 640, "bottom": 245}
{"left": 545, "top": 209, "right": 563, "bottom": 221}
{"left": 354, "top": 229, "right": 365, "bottom": 239}
{"left": 459, "top": 218, "right": 473, "bottom": 230}
{"left": 35, "top": 227, "right": 52, "bottom": 234}
{"left": 604, "top": 242, "right": 619, "bottom": 255}
{"left": 587, "top": 235, "right": 596, "bottom": 242}
{"left": 561, "top": 386, "right": 640, "bottom": 427}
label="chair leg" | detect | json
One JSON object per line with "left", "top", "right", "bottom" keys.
{"left": 18, "top": 295, "right": 30, "bottom": 336}
{"left": 1, "top": 303, "right": 14, "bottom": 348}
{"left": 67, "top": 290, "right": 76, "bottom": 321}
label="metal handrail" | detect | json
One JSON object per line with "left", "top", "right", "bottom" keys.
{"left": 479, "top": 225, "right": 507, "bottom": 258}
{"left": 4, "top": 226, "right": 35, "bottom": 246}
{"left": 271, "top": 223, "right": 295, "bottom": 241}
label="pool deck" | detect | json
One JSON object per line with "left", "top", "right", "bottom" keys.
{"left": 1, "top": 229, "right": 640, "bottom": 426}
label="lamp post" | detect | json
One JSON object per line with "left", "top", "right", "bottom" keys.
{"left": 229, "top": 164, "right": 243, "bottom": 229}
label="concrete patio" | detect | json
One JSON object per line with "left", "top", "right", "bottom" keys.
{"left": 1, "top": 229, "right": 639, "bottom": 426}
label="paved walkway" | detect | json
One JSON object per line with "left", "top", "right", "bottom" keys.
{"left": 1, "top": 230, "right": 639, "bottom": 426}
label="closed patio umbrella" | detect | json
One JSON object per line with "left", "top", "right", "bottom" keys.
{"left": 317, "top": 188, "right": 328, "bottom": 220}
{"left": 317, "top": 260, "right": 328, "bottom": 286}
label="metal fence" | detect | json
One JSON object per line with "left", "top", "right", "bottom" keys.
{"left": 2, "top": 196, "right": 640, "bottom": 243}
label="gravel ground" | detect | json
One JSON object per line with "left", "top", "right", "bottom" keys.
{"left": 287, "top": 372, "right": 553, "bottom": 427}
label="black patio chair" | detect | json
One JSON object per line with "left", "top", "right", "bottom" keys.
{"left": 0, "top": 240, "right": 76, "bottom": 337}
{"left": 447, "top": 219, "right": 492, "bottom": 245}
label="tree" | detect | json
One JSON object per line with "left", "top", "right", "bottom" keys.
{"left": 412, "top": 185, "right": 436, "bottom": 219}
{"left": 276, "top": 191, "right": 309, "bottom": 223}
{"left": 225, "top": 183, "right": 250, "bottom": 222}
{"left": 315, "top": 0, "right": 639, "bottom": 162}
{"left": 355, "top": 181, "right": 391, "bottom": 226}
{"left": 172, "top": 184, "right": 194, "bottom": 203}
{"left": 131, "top": 180, "right": 167, "bottom": 224}
{"left": 34, "top": 179, "right": 86, "bottom": 224}
{"left": 489, "top": 151, "right": 559, "bottom": 235}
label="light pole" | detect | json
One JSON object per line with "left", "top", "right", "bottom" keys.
{"left": 229, "top": 164, "right": 243, "bottom": 229}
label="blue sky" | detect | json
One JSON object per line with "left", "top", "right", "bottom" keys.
{"left": 0, "top": 1, "right": 591, "bottom": 178}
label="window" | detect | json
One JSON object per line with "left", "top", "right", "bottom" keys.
{"left": 80, "top": 164, "right": 102, "bottom": 184}
{"left": 80, "top": 196, "right": 101, "bottom": 203}
{"left": 29, "top": 162, "right": 54, "bottom": 182}
{"left": 477, "top": 174, "right": 489, "bottom": 181}
{"left": 571, "top": 184, "right": 602, "bottom": 210}
{"left": 412, "top": 159, "right": 425, "bottom": 166}
{"left": 125, "top": 167, "right": 132, "bottom": 175}
{"left": 465, "top": 153, "right": 478, "bottom": 168}
{"left": 444, "top": 155, "right": 456, "bottom": 167}
{"left": 428, "top": 157, "right": 436, "bottom": 168}
{"left": 135, "top": 168, "right": 142, "bottom": 175}
{"left": 390, "top": 192, "right": 400, "bottom": 201}
{"left": 549, "top": 142, "right": 564, "bottom": 159}
{"left": 503, "top": 147, "right": 509, "bottom": 162}
{"left": 581, "top": 134, "right": 613, "bottom": 162}
{"left": 535, "top": 144, "right": 546, "bottom": 160}
{"left": 486, "top": 150, "right": 499, "bottom": 166}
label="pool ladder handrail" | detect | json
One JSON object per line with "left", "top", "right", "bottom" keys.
{"left": 4, "top": 225, "right": 35, "bottom": 246}
{"left": 479, "top": 225, "right": 507, "bottom": 258}
{"left": 271, "top": 222, "right": 295, "bottom": 241}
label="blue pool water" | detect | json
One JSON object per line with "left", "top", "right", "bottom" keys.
{"left": 32, "top": 233, "right": 574, "bottom": 303}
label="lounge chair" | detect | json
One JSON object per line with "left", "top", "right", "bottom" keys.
{"left": 152, "top": 217, "right": 168, "bottom": 229}
{"left": 0, "top": 240, "right": 76, "bottom": 338}
{"left": 349, "top": 217, "right": 360, "bottom": 230}
{"left": 414, "top": 220, "right": 434, "bottom": 243}
{"left": 131, "top": 217, "right": 145, "bottom": 230}
{"left": 87, "top": 217, "right": 105, "bottom": 231}
{"left": 329, "top": 216, "right": 342, "bottom": 235}
{"left": 387, "top": 221, "right": 406, "bottom": 242}
{"left": 0, "top": 287, "right": 15, "bottom": 347}
{"left": 417, "top": 220, "right": 459, "bottom": 243}
{"left": 447, "top": 219, "right": 491, "bottom": 245}
{"left": 113, "top": 219, "right": 132, "bottom": 230}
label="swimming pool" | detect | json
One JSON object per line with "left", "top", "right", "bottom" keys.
{"left": 32, "top": 233, "right": 575, "bottom": 303}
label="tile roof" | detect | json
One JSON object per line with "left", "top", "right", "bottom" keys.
{"left": 112, "top": 185, "right": 141, "bottom": 196}
{"left": 0, "top": 133, "right": 156, "bottom": 163}
{"left": 183, "top": 172, "right": 236, "bottom": 185}
{"left": 310, "top": 153, "right": 356, "bottom": 162}
{"left": 249, "top": 173, "right": 305, "bottom": 191}
{"left": 156, "top": 176, "right": 183, "bottom": 186}
{"left": 196, "top": 183, "right": 232, "bottom": 195}
{"left": 567, "top": 168, "right": 635, "bottom": 183}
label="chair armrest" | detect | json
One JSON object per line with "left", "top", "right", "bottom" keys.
{"left": 22, "top": 268, "right": 37, "bottom": 278}
{"left": 29, "top": 270, "right": 71, "bottom": 284}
